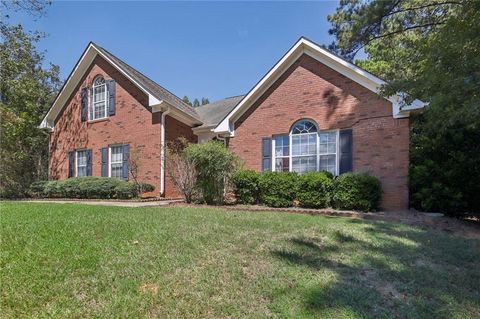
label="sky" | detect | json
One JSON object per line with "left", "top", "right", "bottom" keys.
{"left": 13, "top": 1, "right": 341, "bottom": 102}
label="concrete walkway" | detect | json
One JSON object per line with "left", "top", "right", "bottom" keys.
{"left": 22, "top": 199, "right": 183, "bottom": 207}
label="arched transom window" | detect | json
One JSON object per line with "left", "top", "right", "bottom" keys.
{"left": 91, "top": 76, "right": 108, "bottom": 120}
{"left": 273, "top": 119, "right": 338, "bottom": 175}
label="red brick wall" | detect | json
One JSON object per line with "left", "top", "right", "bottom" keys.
{"left": 49, "top": 55, "right": 194, "bottom": 197}
{"left": 229, "top": 54, "right": 410, "bottom": 210}
{"left": 164, "top": 116, "right": 197, "bottom": 198}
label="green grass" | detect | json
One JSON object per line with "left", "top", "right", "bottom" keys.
{"left": 1, "top": 203, "right": 479, "bottom": 318}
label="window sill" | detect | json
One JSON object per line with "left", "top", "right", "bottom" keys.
{"left": 87, "top": 117, "right": 109, "bottom": 124}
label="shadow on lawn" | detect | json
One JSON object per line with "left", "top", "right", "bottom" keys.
{"left": 271, "top": 220, "right": 480, "bottom": 318}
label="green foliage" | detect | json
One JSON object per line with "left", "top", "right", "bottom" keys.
{"left": 259, "top": 172, "right": 298, "bottom": 208}
{"left": 0, "top": 23, "right": 62, "bottom": 198}
{"left": 136, "top": 182, "right": 155, "bottom": 194}
{"left": 182, "top": 96, "right": 210, "bottom": 107}
{"left": 296, "top": 171, "right": 334, "bottom": 208}
{"left": 34, "top": 177, "right": 153, "bottom": 199}
{"left": 231, "top": 170, "right": 261, "bottom": 204}
{"left": 329, "top": 1, "right": 480, "bottom": 214}
{"left": 332, "top": 172, "right": 382, "bottom": 212}
{"left": 185, "top": 141, "right": 239, "bottom": 204}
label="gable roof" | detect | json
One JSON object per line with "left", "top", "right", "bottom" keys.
{"left": 214, "top": 36, "right": 425, "bottom": 135}
{"left": 195, "top": 95, "right": 245, "bottom": 129}
{"left": 40, "top": 42, "right": 201, "bottom": 129}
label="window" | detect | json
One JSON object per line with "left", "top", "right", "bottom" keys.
{"left": 109, "top": 145, "right": 123, "bottom": 179}
{"left": 76, "top": 150, "right": 87, "bottom": 177}
{"left": 272, "top": 120, "right": 338, "bottom": 175}
{"left": 274, "top": 135, "right": 290, "bottom": 171}
{"left": 91, "top": 76, "right": 108, "bottom": 120}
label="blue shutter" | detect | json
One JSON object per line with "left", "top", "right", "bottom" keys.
{"left": 68, "top": 151, "right": 75, "bottom": 178}
{"left": 107, "top": 80, "right": 116, "bottom": 116}
{"left": 101, "top": 147, "right": 108, "bottom": 177}
{"left": 122, "top": 144, "right": 129, "bottom": 180}
{"left": 86, "top": 149, "right": 92, "bottom": 176}
{"left": 89, "top": 87, "right": 93, "bottom": 121}
{"left": 339, "top": 129, "right": 353, "bottom": 174}
{"left": 261, "top": 137, "right": 272, "bottom": 172}
{"left": 80, "top": 88, "right": 88, "bottom": 121}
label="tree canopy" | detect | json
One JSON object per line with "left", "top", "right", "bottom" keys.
{"left": 328, "top": 0, "right": 480, "bottom": 214}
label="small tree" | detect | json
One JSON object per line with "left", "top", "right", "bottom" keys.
{"left": 166, "top": 138, "right": 197, "bottom": 203}
{"left": 185, "top": 140, "right": 239, "bottom": 205}
{"left": 128, "top": 146, "right": 142, "bottom": 194}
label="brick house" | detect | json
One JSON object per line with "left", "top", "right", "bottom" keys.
{"left": 41, "top": 37, "right": 424, "bottom": 209}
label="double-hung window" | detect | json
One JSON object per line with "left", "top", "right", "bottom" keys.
{"left": 91, "top": 76, "right": 108, "bottom": 120}
{"left": 272, "top": 120, "right": 339, "bottom": 175}
{"left": 76, "top": 150, "right": 87, "bottom": 177}
{"left": 109, "top": 145, "right": 124, "bottom": 179}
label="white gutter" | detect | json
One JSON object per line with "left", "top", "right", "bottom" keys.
{"left": 160, "top": 106, "right": 171, "bottom": 196}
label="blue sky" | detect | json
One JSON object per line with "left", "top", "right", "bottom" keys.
{"left": 16, "top": 1, "right": 340, "bottom": 102}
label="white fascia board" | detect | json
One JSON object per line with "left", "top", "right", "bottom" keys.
{"left": 214, "top": 37, "right": 425, "bottom": 134}
{"left": 152, "top": 101, "right": 201, "bottom": 127}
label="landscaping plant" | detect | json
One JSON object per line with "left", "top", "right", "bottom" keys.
{"left": 185, "top": 140, "right": 239, "bottom": 204}
{"left": 296, "top": 171, "right": 334, "bottom": 208}
{"left": 231, "top": 170, "right": 261, "bottom": 204}
{"left": 166, "top": 138, "right": 197, "bottom": 203}
{"left": 332, "top": 172, "right": 382, "bottom": 212}
{"left": 259, "top": 172, "right": 298, "bottom": 208}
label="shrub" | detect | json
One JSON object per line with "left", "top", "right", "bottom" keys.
{"left": 296, "top": 171, "right": 334, "bottom": 208}
{"left": 231, "top": 170, "right": 261, "bottom": 204}
{"left": 259, "top": 172, "right": 298, "bottom": 207}
{"left": 185, "top": 141, "right": 239, "bottom": 204}
{"left": 332, "top": 172, "right": 382, "bottom": 212}
{"left": 28, "top": 181, "right": 50, "bottom": 198}
{"left": 32, "top": 177, "right": 154, "bottom": 199}
{"left": 166, "top": 138, "right": 197, "bottom": 203}
{"left": 136, "top": 182, "right": 155, "bottom": 194}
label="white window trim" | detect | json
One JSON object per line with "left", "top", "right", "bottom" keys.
{"left": 90, "top": 76, "right": 108, "bottom": 121}
{"left": 271, "top": 126, "right": 340, "bottom": 175}
{"left": 108, "top": 145, "right": 123, "bottom": 178}
{"left": 75, "top": 149, "right": 87, "bottom": 177}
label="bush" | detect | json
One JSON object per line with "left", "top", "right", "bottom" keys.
{"left": 296, "top": 171, "right": 334, "bottom": 208}
{"left": 185, "top": 141, "right": 239, "bottom": 204}
{"left": 231, "top": 170, "right": 261, "bottom": 204}
{"left": 32, "top": 177, "right": 154, "bottom": 199}
{"left": 135, "top": 182, "right": 155, "bottom": 194}
{"left": 332, "top": 172, "right": 382, "bottom": 212}
{"left": 259, "top": 172, "right": 298, "bottom": 207}
{"left": 28, "top": 181, "right": 50, "bottom": 198}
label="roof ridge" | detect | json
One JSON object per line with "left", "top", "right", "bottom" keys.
{"left": 92, "top": 42, "right": 200, "bottom": 118}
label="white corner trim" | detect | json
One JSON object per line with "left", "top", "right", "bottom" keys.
{"left": 214, "top": 37, "right": 426, "bottom": 135}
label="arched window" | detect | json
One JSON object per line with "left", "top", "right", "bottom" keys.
{"left": 273, "top": 119, "right": 338, "bottom": 175}
{"left": 91, "top": 76, "right": 108, "bottom": 120}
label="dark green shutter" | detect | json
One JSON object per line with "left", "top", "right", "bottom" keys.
{"left": 107, "top": 80, "right": 116, "bottom": 116}
{"left": 339, "top": 129, "right": 353, "bottom": 174}
{"left": 86, "top": 149, "right": 92, "bottom": 176}
{"left": 122, "top": 144, "right": 129, "bottom": 180}
{"left": 261, "top": 137, "right": 272, "bottom": 172}
{"left": 101, "top": 147, "right": 108, "bottom": 177}
{"left": 68, "top": 151, "right": 75, "bottom": 177}
{"left": 80, "top": 88, "right": 88, "bottom": 121}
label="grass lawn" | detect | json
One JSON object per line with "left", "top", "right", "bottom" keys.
{"left": 1, "top": 203, "right": 479, "bottom": 318}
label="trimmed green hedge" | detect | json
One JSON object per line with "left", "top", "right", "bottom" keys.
{"left": 29, "top": 177, "right": 155, "bottom": 199}
{"left": 259, "top": 172, "right": 298, "bottom": 208}
{"left": 296, "top": 171, "right": 334, "bottom": 208}
{"left": 231, "top": 170, "right": 261, "bottom": 204}
{"left": 331, "top": 172, "right": 382, "bottom": 212}
{"left": 232, "top": 170, "right": 382, "bottom": 212}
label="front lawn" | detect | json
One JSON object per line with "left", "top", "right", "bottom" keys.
{"left": 1, "top": 203, "right": 479, "bottom": 318}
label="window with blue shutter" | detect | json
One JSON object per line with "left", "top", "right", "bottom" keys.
{"left": 101, "top": 147, "right": 108, "bottom": 177}
{"left": 339, "top": 129, "right": 353, "bottom": 174}
{"left": 80, "top": 88, "right": 88, "bottom": 122}
{"left": 86, "top": 149, "right": 92, "bottom": 176}
{"left": 107, "top": 79, "right": 116, "bottom": 116}
{"left": 261, "top": 137, "right": 272, "bottom": 172}
{"left": 122, "top": 144, "right": 129, "bottom": 180}
{"left": 68, "top": 151, "right": 75, "bottom": 178}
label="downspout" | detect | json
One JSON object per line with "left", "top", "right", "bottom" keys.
{"left": 215, "top": 134, "right": 227, "bottom": 147}
{"left": 160, "top": 106, "right": 171, "bottom": 196}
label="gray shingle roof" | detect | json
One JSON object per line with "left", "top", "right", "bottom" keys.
{"left": 195, "top": 95, "right": 245, "bottom": 128}
{"left": 93, "top": 43, "right": 201, "bottom": 121}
